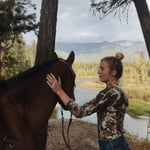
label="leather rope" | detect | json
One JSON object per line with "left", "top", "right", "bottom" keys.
{"left": 61, "top": 108, "right": 72, "bottom": 150}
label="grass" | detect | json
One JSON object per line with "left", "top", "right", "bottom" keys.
{"left": 127, "top": 99, "right": 150, "bottom": 117}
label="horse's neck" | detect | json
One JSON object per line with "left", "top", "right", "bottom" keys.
{"left": 26, "top": 91, "right": 58, "bottom": 132}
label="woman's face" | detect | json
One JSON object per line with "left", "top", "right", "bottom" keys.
{"left": 97, "top": 60, "right": 115, "bottom": 83}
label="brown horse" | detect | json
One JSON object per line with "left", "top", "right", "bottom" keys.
{"left": 0, "top": 51, "right": 75, "bottom": 150}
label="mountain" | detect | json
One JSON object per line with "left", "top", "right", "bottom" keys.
{"left": 55, "top": 41, "right": 148, "bottom": 62}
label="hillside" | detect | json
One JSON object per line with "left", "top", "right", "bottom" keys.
{"left": 55, "top": 41, "right": 148, "bottom": 62}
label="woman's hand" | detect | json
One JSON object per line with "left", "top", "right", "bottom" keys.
{"left": 46, "top": 73, "right": 62, "bottom": 94}
{"left": 46, "top": 73, "right": 72, "bottom": 106}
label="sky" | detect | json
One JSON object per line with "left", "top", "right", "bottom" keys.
{"left": 24, "top": 0, "right": 150, "bottom": 44}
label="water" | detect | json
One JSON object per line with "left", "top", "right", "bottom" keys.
{"left": 56, "top": 82, "right": 149, "bottom": 139}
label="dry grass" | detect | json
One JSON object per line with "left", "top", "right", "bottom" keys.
{"left": 46, "top": 119, "right": 150, "bottom": 150}
{"left": 126, "top": 134, "right": 149, "bottom": 150}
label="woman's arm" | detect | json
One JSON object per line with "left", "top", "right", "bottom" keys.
{"left": 46, "top": 73, "right": 70, "bottom": 106}
{"left": 46, "top": 73, "right": 97, "bottom": 118}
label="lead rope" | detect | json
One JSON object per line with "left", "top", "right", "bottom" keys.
{"left": 61, "top": 107, "right": 72, "bottom": 150}
{"left": 66, "top": 112, "right": 72, "bottom": 149}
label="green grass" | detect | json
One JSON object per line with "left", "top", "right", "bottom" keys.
{"left": 127, "top": 99, "right": 150, "bottom": 117}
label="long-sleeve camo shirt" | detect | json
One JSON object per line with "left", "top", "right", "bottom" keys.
{"left": 66, "top": 85, "right": 128, "bottom": 140}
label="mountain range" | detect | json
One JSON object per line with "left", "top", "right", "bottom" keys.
{"left": 55, "top": 41, "right": 148, "bottom": 62}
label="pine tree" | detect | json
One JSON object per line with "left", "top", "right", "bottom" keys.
{"left": 1, "top": 34, "right": 31, "bottom": 79}
{"left": 0, "top": 0, "right": 38, "bottom": 74}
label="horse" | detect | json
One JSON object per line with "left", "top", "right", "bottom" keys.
{"left": 0, "top": 51, "right": 76, "bottom": 150}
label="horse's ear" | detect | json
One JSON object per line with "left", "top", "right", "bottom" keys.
{"left": 66, "top": 51, "right": 75, "bottom": 65}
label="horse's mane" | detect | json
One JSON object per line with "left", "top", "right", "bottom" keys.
{"left": 0, "top": 58, "right": 59, "bottom": 88}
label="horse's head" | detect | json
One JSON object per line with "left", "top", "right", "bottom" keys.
{"left": 56, "top": 51, "right": 76, "bottom": 110}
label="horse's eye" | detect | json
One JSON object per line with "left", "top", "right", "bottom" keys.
{"left": 9, "top": 143, "right": 15, "bottom": 149}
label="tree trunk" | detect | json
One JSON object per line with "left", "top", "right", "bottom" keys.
{"left": 34, "top": 0, "right": 59, "bottom": 149}
{"left": 35, "top": 0, "right": 58, "bottom": 65}
{"left": 133, "top": 0, "right": 150, "bottom": 58}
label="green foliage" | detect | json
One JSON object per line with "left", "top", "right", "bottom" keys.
{"left": 1, "top": 34, "right": 31, "bottom": 79}
{"left": 73, "top": 62, "right": 98, "bottom": 77}
{"left": 0, "top": 0, "right": 38, "bottom": 44}
{"left": 124, "top": 87, "right": 150, "bottom": 102}
{"left": 26, "top": 40, "right": 37, "bottom": 66}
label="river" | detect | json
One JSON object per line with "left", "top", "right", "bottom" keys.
{"left": 56, "top": 79, "right": 149, "bottom": 139}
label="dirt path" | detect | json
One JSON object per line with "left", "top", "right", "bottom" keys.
{"left": 46, "top": 119, "right": 99, "bottom": 150}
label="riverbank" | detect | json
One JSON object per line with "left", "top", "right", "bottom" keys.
{"left": 46, "top": 119, "right": 149, "bottom": 150}
{"left": 77, "top": 78, "right": 150, "bottom": 117}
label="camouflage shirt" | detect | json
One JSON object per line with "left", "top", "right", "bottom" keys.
{"left": 66, "top": 86, "right": 128, "bottom": 140}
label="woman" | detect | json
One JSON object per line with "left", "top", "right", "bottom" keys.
{"left": 46, "top": 52, "right": 130, "bottom": 150}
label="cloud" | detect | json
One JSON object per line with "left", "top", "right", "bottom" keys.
{"left": 24, "top": 0, "right": 150, "bottom": 44}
